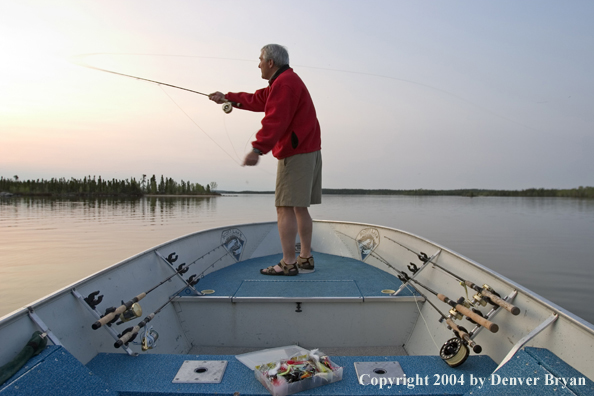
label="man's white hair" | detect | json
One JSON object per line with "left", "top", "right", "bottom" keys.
{"left": 261, "top": 44, "right": 289, "bottom": 66}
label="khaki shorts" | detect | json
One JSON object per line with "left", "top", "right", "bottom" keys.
{"left": 275, "top": 151, "right": 322, "bottom": 207}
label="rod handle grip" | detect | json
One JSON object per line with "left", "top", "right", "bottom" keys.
{"left": 446, "top": 318, "right": 468, "bottom": 339}
{"left": 438, "top": 294, "right": 499, "bottom": 333}
{"left": 114, "top": 313, "right": 155, "bottom": 348}
{"left": 457, "top": 303, "right": 499, "bottom": 333}
{"left": 114, "top": 325, "right": 141, "bottom": 348}
{"left": 92, "top": 293, "right": 146, "bottom": 330}
{"left": 480, "top": 288, "right": 520, "bottom": 316}
{"left": 446, "top": 318, "right": 482, "bottom": 354}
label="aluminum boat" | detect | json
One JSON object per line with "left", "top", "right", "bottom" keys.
{"left": 1, "top": 220, "right": 593, "bottom": 395}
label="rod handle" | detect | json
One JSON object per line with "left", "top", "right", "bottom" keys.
{"left": 446, "top": 318, "right": 482, "bottom": 354}
{"left": 480, "top": 287, "right": 520, "bottom": 316}
{"left": 114, "top": 325, "right": 141, "bottom": 348}
{"left": 446, "top": 318, "right": 469, "bottom": 339}
{"left": 438, "top": 294, "right": 499, "bottom": 333}
{"left": 92, "top": 293, "right": 146, "bottom": 330}
{"left": 114, "top": 313, "right": 155, "bottom": 348}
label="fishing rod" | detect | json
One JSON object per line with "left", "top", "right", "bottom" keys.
{"left": 408, "top": 284, "right": 482, "bottom": 368}
{"left": 385, "top": 236, "right": 520, "bottom": 316}
{"left": 335, "top": 230, "right": 498, "bottom": 332}
{"left": 71, "top": 55, "right": 241, "bottom": 113}
{"left": 92, "top": 243, "right": 229, "bottom": 330}
{"left": 114, "top": 275, "right": 200, "bottom": 349}
{"left": 91, "top": 260, "right": 189, "bottom": 330}
{"left": 414, "top": 286, "right": 482, "bottom": 354}
{"left": 397, "top": 271, "right": 498, "bottom": 333}
{"left": 154, "top": 251, "right": 201, "bottom": 296}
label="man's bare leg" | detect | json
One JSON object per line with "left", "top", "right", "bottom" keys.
{"left": 271, "top": 206, "right": 298, "bottom": 272}
{"left": 294, "top": 207, "right": 312, "bottom": 258}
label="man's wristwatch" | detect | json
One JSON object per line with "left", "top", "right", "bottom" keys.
{"left": 252, "top": 148, "right": 263, "bottom": 156}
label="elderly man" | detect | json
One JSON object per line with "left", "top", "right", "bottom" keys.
{"left": 209, "top": 44, "right": 322, "bottom": 276}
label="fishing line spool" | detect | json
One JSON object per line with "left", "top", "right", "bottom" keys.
{"left": 440, "top": 338, "right": 469, "bottom": 368}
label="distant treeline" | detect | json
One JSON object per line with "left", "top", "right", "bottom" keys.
{"left": 0, "top": 175, "right": 218, "bottom": 197}
{"left": 320, "top": 187, "right": 594, "bottom": 198}
{"left": 223, "top": 187, "right": 594, "bottom": 199}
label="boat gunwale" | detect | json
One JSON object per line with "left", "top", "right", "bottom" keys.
{"left": 0, "top": 221, "right": 277, "bottom": 324}
{"left": 2, "top": 219, "right": 593, "bottom": 337}
{"left": 318, "top": 219, "right": 594, "bottom": 333}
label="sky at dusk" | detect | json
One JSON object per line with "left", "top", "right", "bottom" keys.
{"left": 1, "top": 1, "right": 593, "bottom": 191}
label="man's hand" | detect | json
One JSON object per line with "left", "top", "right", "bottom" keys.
{"left": 243, "top": 150, "right": 260, "bottom": 166}
{"left": 208, "top": 91, "right": 226, "bottom": 104}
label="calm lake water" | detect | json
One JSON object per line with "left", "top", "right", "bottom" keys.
{"left": 1, "top": 194, "right": 593, "bottom": 324}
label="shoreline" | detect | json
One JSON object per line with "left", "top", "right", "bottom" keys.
{"left": 144, "top": 194, "right": 220, "bottom": 198}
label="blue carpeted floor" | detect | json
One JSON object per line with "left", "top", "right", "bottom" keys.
{"left": 194, "top": 252, "right": 416, "bottom": 299}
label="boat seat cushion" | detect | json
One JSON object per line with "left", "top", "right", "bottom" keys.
{"left": 463, "top": 347, "right": 594, "bottom": 396}
{"left": 0, "top": 345, "right": 117, "bottom": 396}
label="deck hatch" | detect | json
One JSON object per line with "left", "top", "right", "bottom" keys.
{"left": 172, "top": 360, "right": 228, "bottom": 383}
{"left": 354, "top": 361, "right": 405, "bottom": 385}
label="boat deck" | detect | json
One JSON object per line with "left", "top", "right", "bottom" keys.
{"left": 193, "top": 252, "right": 417, "bottom": 299}
{"left": 3, "top": 250, "right": 594, "bottom": 395}
{"left": 6, "top": 344, "right": 594, "bottom": 395}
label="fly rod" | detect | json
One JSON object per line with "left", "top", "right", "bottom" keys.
{"left": 92, "top": 243, "right": 228, "bottom": 330}
{"left": 72, "top": 57, "right": 241, "bottom": 113}
{"left": 398, "top": 271, "right": 499, "bottom": 333}
{"left": 114, "top": 275, "right": 199, "bottom": 348}
{"left": 385, "top": 236, "right": 520, "bottom": 316}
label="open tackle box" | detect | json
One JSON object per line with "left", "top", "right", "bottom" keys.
{"left": 249, "top": 347, "right": 343, "bottom": 396}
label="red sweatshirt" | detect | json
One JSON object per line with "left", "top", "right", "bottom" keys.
{"left": 225, "top": 67, "right": 321, "bottom": 159}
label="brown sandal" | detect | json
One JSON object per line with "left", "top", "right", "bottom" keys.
{"left": 297, "top": 256, "right": 315, "bottom": 273}
{"left": 260, "top": 260, "right": 298, "bottom": 276}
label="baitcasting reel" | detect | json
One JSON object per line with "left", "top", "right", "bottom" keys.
{"left": 449, "top": 298, "right": 471, "bottom": 320}
{"left": 473, "top": 292, "right": 488, "bottom": 307}
{"left": 118, "top": 302, "right": 142, "bottom": 324}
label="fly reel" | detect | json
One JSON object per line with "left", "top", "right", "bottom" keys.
{"left": 440, "top": 337, "right": 469, "bottom": 368}
{"left": 222, "top": 102, "right": 233, "bottom": 114}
